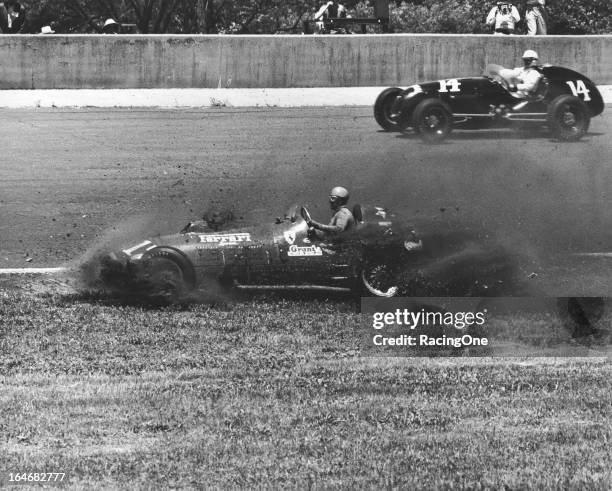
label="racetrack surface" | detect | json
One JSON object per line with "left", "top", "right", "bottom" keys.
{"left": 1, "top": 106, "right": 611, "bottom": 295}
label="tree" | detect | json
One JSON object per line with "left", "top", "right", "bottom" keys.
{"left": 25, "top": 0, "right": 184, "bottom": 33}
{"left": 21, "top": 0, "right": 612, "bottom": 34}
{"left": 547, "top": 0, "right": 612, "bottom": 34}
{"left": 211, "top": 0, "right": 320, "bottom": 34}
{"left": 390, "top": 0, "right": 489, "bottom": 34}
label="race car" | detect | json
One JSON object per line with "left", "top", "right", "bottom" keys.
{"left": 100, "top": 204, "right": 423, "bottom": 303}
{"left": 374, "top": 65, "right": 604, "bottom": 143}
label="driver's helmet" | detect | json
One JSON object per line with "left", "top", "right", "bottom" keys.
{"left": 330, "top": 186, "right": 349, "bottom": 206}
{"left": 522, "top": 49, "right": 539, "bottom": 68}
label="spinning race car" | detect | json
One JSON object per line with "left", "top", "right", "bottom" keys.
{"left": 101, "top": 204, "right": 422, "bottom": 302}
{"left": 374, "top": 64, "right": 604, "bottom": 143}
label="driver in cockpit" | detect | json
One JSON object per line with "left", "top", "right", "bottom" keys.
{"left": 306, "top": 186, "right": 355, "bottom": 238}
{"left": 499, "top": 49, "right": 543, "bottom": 99}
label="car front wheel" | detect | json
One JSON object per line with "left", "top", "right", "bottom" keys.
{"left": 361, "top": 262, "right": 399, "bottom": 297}
{"left": 412, "top": 98, "right": 453, "bottom": 143}
{"left": 547, "top": 94, "right": 590, "bottom": 141}
{"left": 374, "top": 87, "right": 403, "bottom": 131}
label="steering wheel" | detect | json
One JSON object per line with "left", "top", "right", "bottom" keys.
{"left": 485, "top": 64, "right": 511, "bottom": 90}
{"left": 495, "top": 76, "right": 511, "bottom": 91}
{"left": 300, "top": 206, "right": 312, "bottom": 223}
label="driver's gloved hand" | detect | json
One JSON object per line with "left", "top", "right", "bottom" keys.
{"left": 508, "top": 84, "right": 518, "bottom": 92}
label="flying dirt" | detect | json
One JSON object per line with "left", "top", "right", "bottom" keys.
{"left": 68, "top": 199, "right": 531, "bottom": 307}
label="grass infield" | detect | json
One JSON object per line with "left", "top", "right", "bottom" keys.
{"left": 1, "top": 280, "right": 611, "bottom": 488}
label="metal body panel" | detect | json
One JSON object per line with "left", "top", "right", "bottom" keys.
{"left": 392, "top": 65, "right": 604, "bottom": 129}
{"left": 102, "top": 204, "right": 419, "bottom": 294}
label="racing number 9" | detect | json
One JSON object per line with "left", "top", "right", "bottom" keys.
{"left": 566, "top": 80, "right": 591, "bottom": 101}
{"left": 438, "top": 79, "right": 461, "bottom": 93}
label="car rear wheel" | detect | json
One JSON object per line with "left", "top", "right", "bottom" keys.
{"left": 412, "top": 98, "right": 453, "bottom": 143}
{"left": 374, "top": 87, "right": 403, "bottom": 131}
{"left": 547, "top": 94, "right": 590, "bottom": 141}
{"left": 142, "top": 257, "right": 187, "bottom": 305}
{"left": 361, "top": 262, "right": 399, "bottom": 297}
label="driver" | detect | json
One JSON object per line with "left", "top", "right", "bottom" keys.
{"left": 500, "top": 50, "right": 543, "bottom": 99}
{"left": 306, "top": 186, "right": 354, "bottom": 238}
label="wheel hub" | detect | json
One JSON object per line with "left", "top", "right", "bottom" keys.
{"left": 362, "top": 265, "right": 398, "bottom": 297}
{"left": 562, "top": 110, "right": 577, "bottom": 126}
{"left": 425, "top": 114, "right": 440, "bottom": 129}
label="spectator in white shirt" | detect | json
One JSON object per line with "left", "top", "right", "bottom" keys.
{"left": 486, "top": 2, "right": 520, "bottom": 35}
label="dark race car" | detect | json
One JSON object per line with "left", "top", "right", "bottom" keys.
{"left": 374, "top": 65, "right": 604, "bottom": 143}
{"left": 101, "top": 204, "right": 423, "bottom": 302}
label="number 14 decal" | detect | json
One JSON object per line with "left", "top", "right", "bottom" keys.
{"left": 566, "top": 80, "right": 591, "bottom": 101}
{"left": 438, "top": 79, "right": 461, "bottom": 93}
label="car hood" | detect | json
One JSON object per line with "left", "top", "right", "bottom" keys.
{"left": 116, "top": 223, "right": 282, "bottom": 261}
{"left": 402, "top": 76, "right": 491, "bottom": 98}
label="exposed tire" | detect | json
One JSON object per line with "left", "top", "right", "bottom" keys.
{"left": 361, "top": 262, "right": 399, "bottom": 297}
{"left": 142, "top": 256, "right": 187, "bottom": 305}
{"left": 412, "top": 98, "right": 453, "bottom": 143}
{"left": 374, "top": 87, "right": 403, "bottom": 131}
{"left": 547, "top": 94, "right": 590, "bottom": 141}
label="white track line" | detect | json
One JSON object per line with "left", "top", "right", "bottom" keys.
{"left": 0, "top": 267, "right": 69, "bottom": 274}
{"left": 0, "top": 86, "right": 610, "bottom": 108}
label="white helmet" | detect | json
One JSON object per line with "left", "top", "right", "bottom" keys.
{"left": 522, "top": 50, "right": 539, "bottom": 68}
{"left": 330, "top": 186, "right": 349, "bottom": 205}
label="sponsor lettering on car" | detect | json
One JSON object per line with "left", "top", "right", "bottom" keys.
{"left": 198, "top": 233, "right": 252, "bottom": 245}
{"left": 287, "top": 244, "right": 323, "bottom": 257}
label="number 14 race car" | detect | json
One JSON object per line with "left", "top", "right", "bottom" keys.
{"left": 374, "top": 65, "right": 604, "bottom": 143}
{"left": 100, "top": 204, "right": 423, "bottom": 303}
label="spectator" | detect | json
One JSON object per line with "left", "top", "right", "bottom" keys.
{"left": 525, "top": 0, "right": 547, "bottom": 35}
{"left": 102, "top": 18, "right": 120, "bottom": 34}
{"left": 314, "top": 1, "right": 347, "bottom": 33}
{"left": 0, "top": 2, "right": 8, "bottom": 33}
{"left": 6, "top": 0, "right": 25, "bottom": 33}
{"left": 40, "top": 25, "right": 55, "bottom": 34}
{"left": 486, "top": 2, "right": 520, "bottom": 35}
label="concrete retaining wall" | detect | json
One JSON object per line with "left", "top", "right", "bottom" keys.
{"left": 1, "top": 34, "right": 611, "bottom": 89}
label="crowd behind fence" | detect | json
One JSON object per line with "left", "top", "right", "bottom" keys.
{"left": 0, "top": 1, "right": 609, "bottom": 36}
